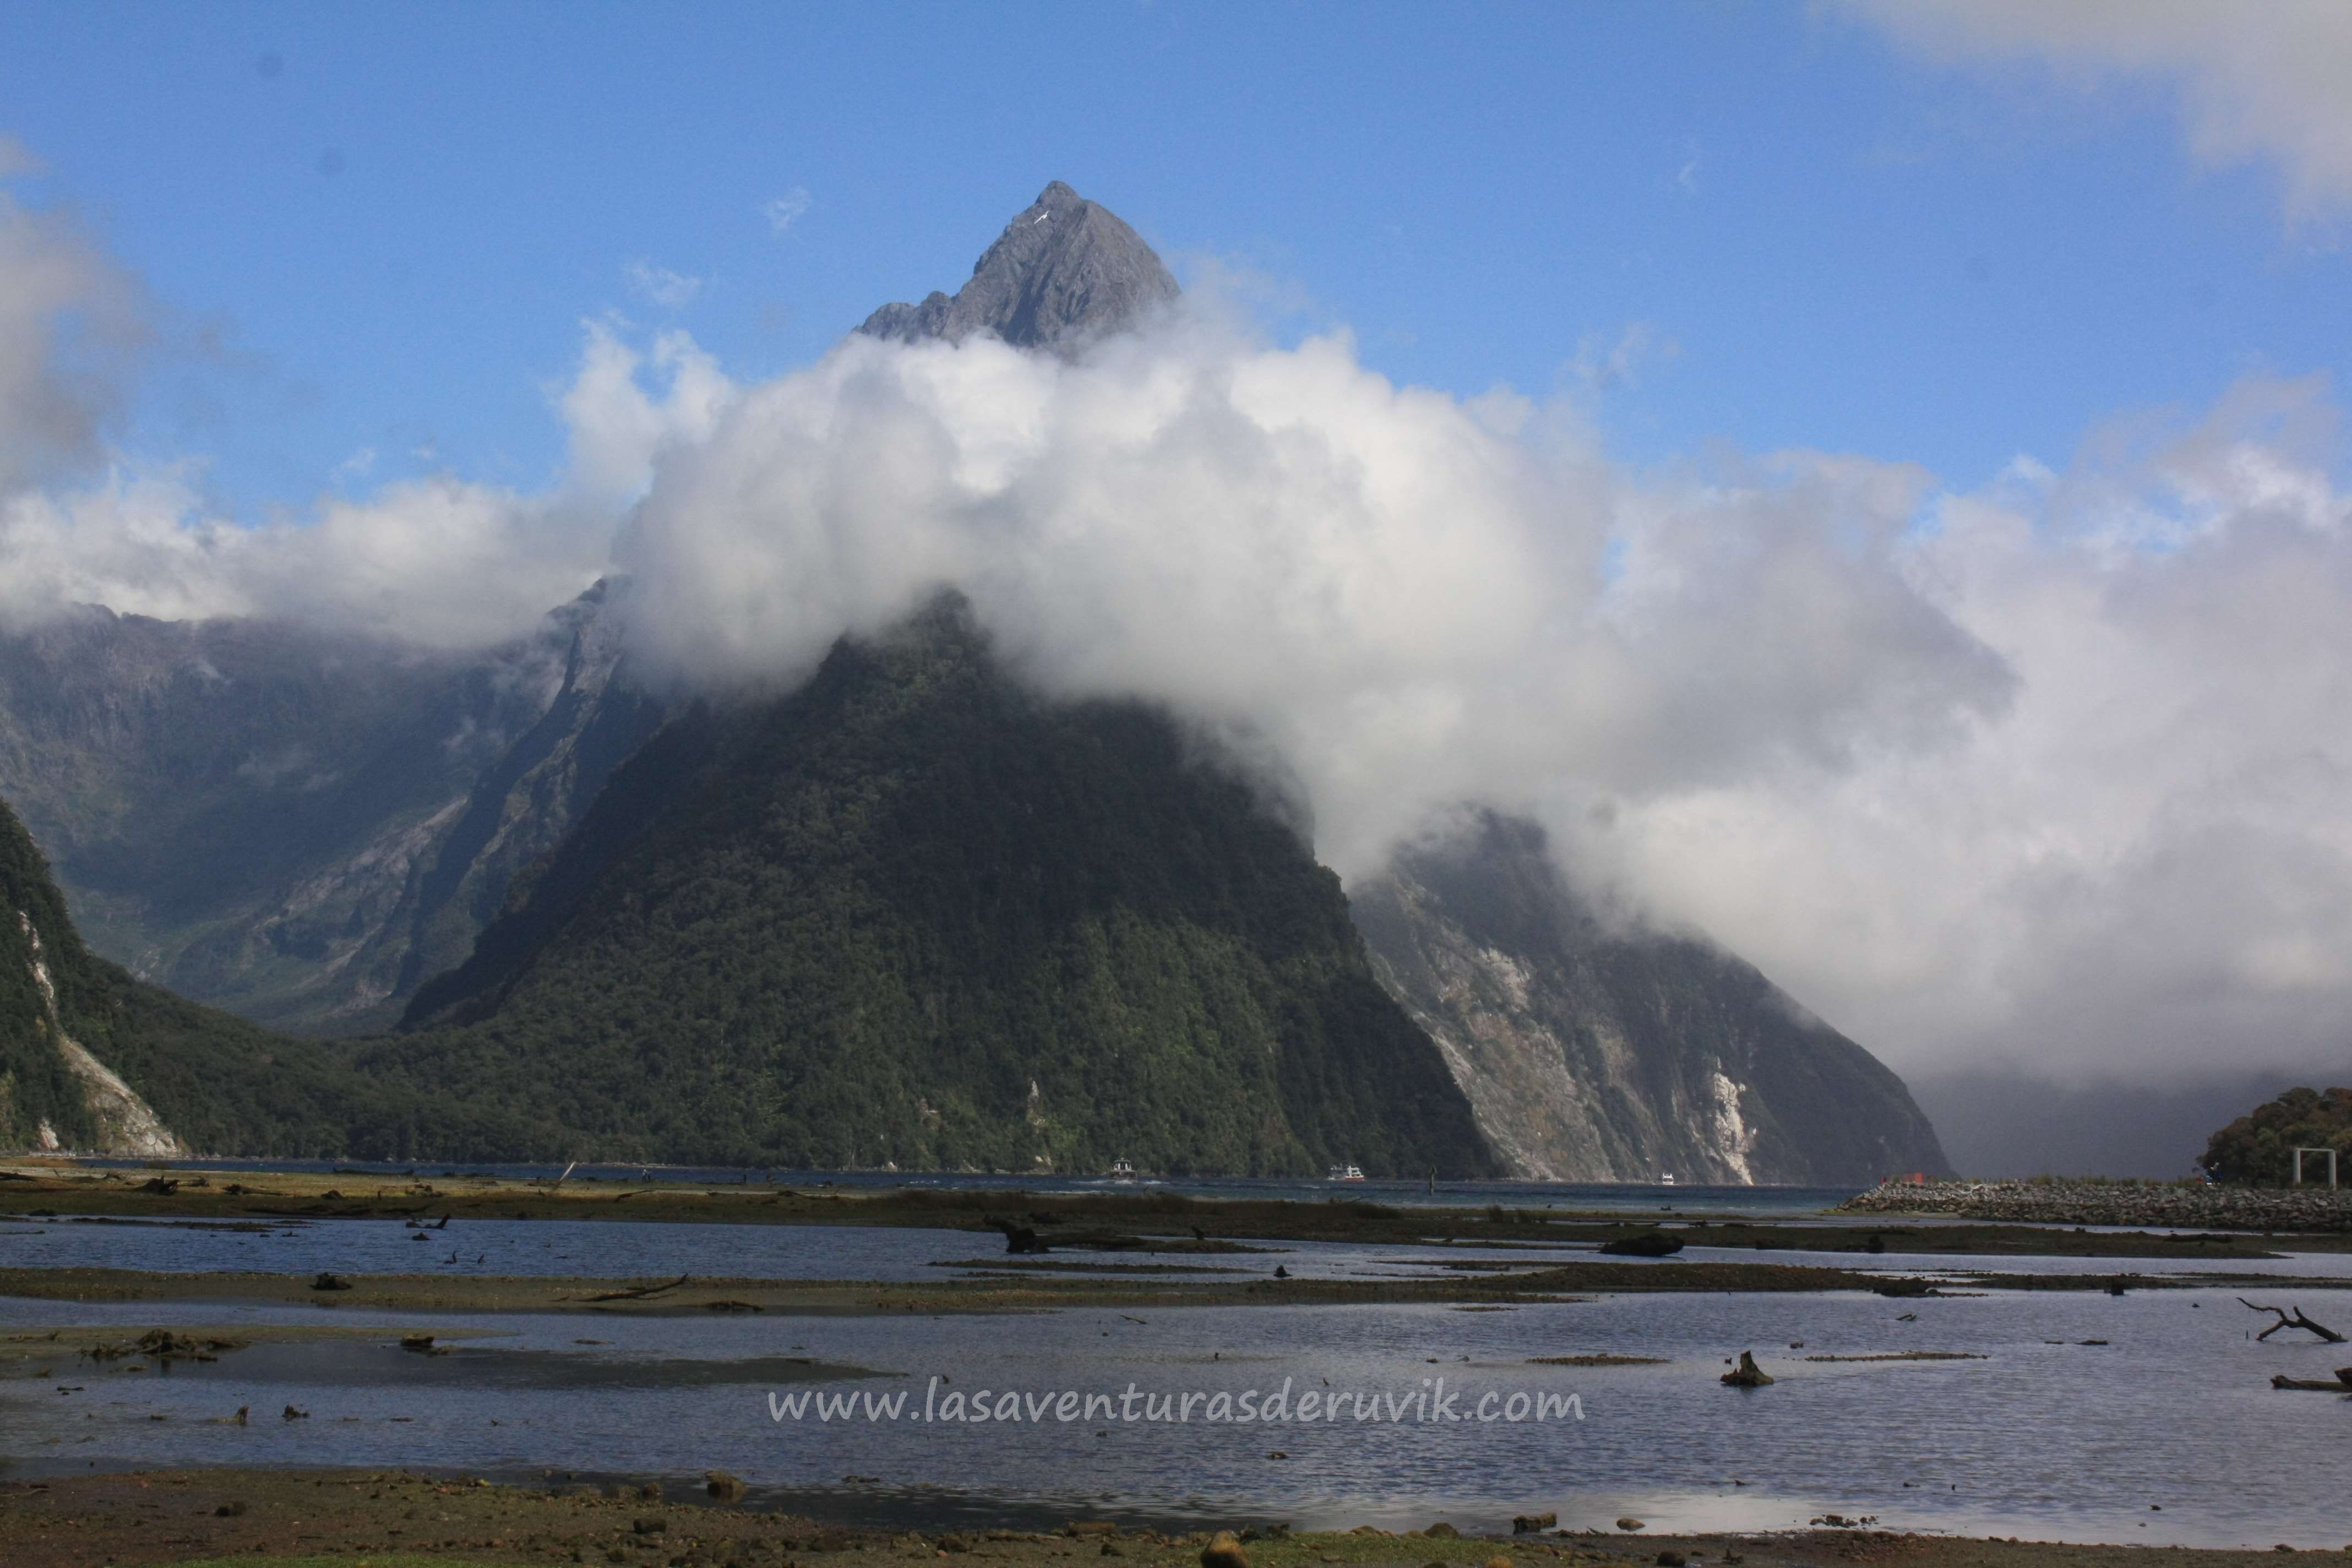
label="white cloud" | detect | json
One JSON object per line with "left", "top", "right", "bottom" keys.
{"left": 0, "top": 186, "right": 146, "bottom": 494}
{"left": 0, "top": 134, "right": 43, "bottom": 179}
{"left": 1567, "top": 374, "right": 2352, "bottom": 1080}
{"left": 1570, "top": 320, "right": 1673, "bottom": 394}
{"left": 1849, "top": 0, "right": 2352, "bottom": 216}
{"left": 623, "top": 260, "right": 703, "bottom": 309}
{"left": 0, "top": 319, "right": 733, "bottom": 647}
{"left": 556, "top": 318, "right": 734, "bottom": 505}
{"left": 763, "top": 187, "right": 812, "bottom": 234}
{"left": 607, "top": 307, "right": 2352, "bottom": 1084}
{"left": 611, "top": 311, "right": 2011, "bottom": 881}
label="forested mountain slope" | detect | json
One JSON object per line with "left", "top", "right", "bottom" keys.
{"left": 383, "top": 599, "right": 1498, "bottom": 1177}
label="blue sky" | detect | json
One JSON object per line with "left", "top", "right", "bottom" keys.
{"left": 3, "top": 0, "right": 2343, "bottom": 519}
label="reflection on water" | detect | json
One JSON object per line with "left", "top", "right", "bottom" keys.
{"left": 6, "top": 1273, "right": 2352, "bottom": 1548}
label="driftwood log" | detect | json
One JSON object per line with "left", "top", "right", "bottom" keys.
{"left": 587, "top": 1272, "right": 690, "bottom": 1302}
{"left": 2269, "top": 1370, "right": 2352, "bottom": 1392}
{"left": 2239, "top": 1298, "right": 2346, "bottom": 1343}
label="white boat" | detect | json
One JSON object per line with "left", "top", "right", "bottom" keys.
{"left": 1326, "top": 1163, "right": 1366, "bottom": 1182}
{"left": 1660, "top": 1173, "right": 1676, "bottom": 1185}
{"left": 1108, "top": 1159, "right": 1136, "bottom": 1180}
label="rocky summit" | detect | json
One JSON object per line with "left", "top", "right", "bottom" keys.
{"left": 859, "top": 181, "right": 1180, "bottom": 352}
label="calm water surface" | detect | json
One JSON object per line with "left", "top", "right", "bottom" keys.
{"left": 5, "top": 1212, "right": 2349, "bottom": 1283}
{"left": 6, "top": 1195, "right": 2350, "bottom": 1549}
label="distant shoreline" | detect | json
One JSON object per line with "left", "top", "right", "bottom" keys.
{"left": 1839, "top": 1178, "right": 2352, "bottom": 1232}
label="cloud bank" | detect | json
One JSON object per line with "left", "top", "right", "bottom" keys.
{"left": 1851, "top": 0, "right": 2352, "bottom": 216}
{"left": 610, "top": 320, "right": 2013, "bottom": 895}
{"left": 1583, "top": 377, "right": 2352, "bottom": 1081}
{"left": 3, "top": 162, "right": 2350, "bottom": 1086}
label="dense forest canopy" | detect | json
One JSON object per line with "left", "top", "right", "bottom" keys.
{"left": 2201, "top": 1085, "right": 2352, "bottom": 1185}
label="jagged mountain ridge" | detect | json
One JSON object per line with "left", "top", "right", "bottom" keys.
{"left": 375, "top": 597, "right": 1497, "bottom": 1176}
{"left": 1350, "top": 811, "right": 1951, "bottom": 1184}
{"left": 0, "top": 584, "right": 658, "bottom": 1033}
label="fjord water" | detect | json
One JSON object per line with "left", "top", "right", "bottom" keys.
{"left": 7, "top": 1207, "right": 2352, "bottom": 1548}
{"left": 9, "top": 1211, "right": 2352, "bottom": 1283}
{"left": 6, "top": 1284, "right": 2351, "bottom": 1549}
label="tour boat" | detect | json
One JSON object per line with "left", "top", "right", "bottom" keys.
{"left": 1326, "top": 1163, "right": 1366, "bottom": 1182}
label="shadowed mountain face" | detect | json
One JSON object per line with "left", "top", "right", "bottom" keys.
{"left": 382, "top": 597, "right": 1498, "bottom": 1177}
{"left": 1349, "top": 810, "right": 1952, "bottom": 1185}
{"left": 0, "top": 586, "right": 661, "bottom": 1033}
{"left": 0, "top": 787, "right": 545, "bottom": 1158}
{"left": 860, "top": 182, "right": 1180, "bottom": 353}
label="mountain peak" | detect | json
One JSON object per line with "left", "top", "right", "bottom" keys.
{"left": 859, "top": 182, "right": 1180, "bottom": 353}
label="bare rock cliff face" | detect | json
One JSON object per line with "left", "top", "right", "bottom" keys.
{"left": 860, "top": 181, "right": 1180, "bottom": 353}
{"left": 9, "top": 908, "right": 183, "bottom": 1156}
{"left": 1351, "top": 811, "right": 1951, "bottom": 1186}
{"left": 3, "top": 802, "right": 183, "bottom": 1155}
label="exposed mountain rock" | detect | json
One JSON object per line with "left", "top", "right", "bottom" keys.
{"left": 859, "top": 181, "right": 1179, "bottom": 352}
{"left": 381, "top": 597, "right": 1497, "bottom": 1177}
{"left": 0, "top": 584, "right": 658, "bottom": 1033}
{"left": 1, "top": 787, "right": 527, "bottom": 1157}
{"left": 1351, "top": 810, "right": 1951, "bottom": 1185}
{"left": 2, "top": 812, "right": 181, "bottom": 1155}
{"left": 371, "top": 585, "right": 666, "bottom": 1008}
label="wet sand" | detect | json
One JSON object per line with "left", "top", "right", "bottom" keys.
{"left": 0, "top": 1467, "right": 2339, "bottom": 1568}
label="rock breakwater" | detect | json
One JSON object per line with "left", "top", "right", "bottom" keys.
{"left": 1837, "top": 1179, "right": 2352, "bottom": 1231}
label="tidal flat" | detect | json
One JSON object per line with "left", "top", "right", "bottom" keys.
{"left": 6, "top": 1164, "right": 2352, "bottom": 1561}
